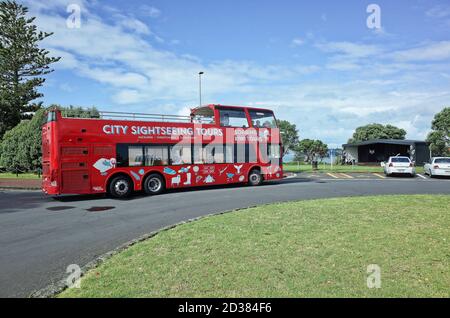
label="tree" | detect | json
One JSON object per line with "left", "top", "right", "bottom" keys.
{"left": 0, "top": 0, "right": 60, "bottom": 137}
{"left": 0, "top": 105, "right": 99, "bottom": 172}
{"left": 426, "top": 107, "right": 450, "bottom": 156}
{"left": 0, "top": 107, "right": 45, "bottom": 173}
{"left": 295, "top": 139, "right": 329, "bottom": 164}
{"left": 277, "top": 120, "right": 299, "bottom": 156}
{"left": 347, "top": 123, "right": 406, "bottom": 143}
{"left": 61, "top": 105, "right": 101, "bottom": 119}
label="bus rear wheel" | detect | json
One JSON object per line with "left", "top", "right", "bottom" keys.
{"left": 248, "top": 169, "right": 263, "bottom": 186}
{"left": 144, "top": 173, "right": 165, "bottom": 195}
{"left": 108, "top": 175, "right": 132, "bottom": 198}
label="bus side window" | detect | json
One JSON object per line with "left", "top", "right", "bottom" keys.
{"left": 193, "top": 145, "right": 204, "bottom": 164}
{"left": 259, "top": 143, "right": 269, "bottom": 164}
{"left": 225, "top": 144, "right": 234, "bottom": 163}
{"left": 235, "top": 143, "right": 245, "bottom": 163}
{"left": 269, "top": 144, "right": 281, "bottom": 160}
{"left": 170, "top": 145, "right": 192, "bottom": 165}
{"left": 203, "top": 144, "right": 225, "bottom": 164}
{"left": 246, "top": 143, "right": 257, "bottom": 163}
{"left": 144, "top": 146, "right": 169, "bottom": 166}
{"left": 267, "top": 144, "right": 281, "bottom": 165}
{"left": 129, "top": 146, "right": 144, "bottom": 166}
{"left": 116, "top": 144, "right": 129, "bottom": 167}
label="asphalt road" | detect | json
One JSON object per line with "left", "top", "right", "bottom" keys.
{"left": 1, "top": 175, "right": 449, "bottom": 297}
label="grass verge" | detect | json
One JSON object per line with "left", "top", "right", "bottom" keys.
{"left": 60, "top": 195, "right": 449, "bottom": 298}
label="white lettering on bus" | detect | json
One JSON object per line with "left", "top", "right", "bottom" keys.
{"left": 103, "top": 125, "right": 226, "bottom": 138}
{"left": 103, "top": 125, "right": 128, "bottom": 135}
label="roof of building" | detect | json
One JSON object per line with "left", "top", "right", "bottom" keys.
{"left": 342, "top": 139, "right": 429, "bottom": 147}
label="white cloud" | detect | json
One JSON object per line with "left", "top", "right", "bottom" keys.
{"left": 315, "top": 41, "right": 382, "bottom": 58}
{"left": 291, "top": 38, "right": 304, "bottom": 47}
{"left": 426, "top": 5, "right": 450, "bottom": 18}
{"left": 116, "top": 16, "right": 151, "bottom": 35}
{"left": 370, "top": 27, "right": 394, "bottom": 38}
{"left": 326, "top": 61, "right": 360, "bottom": 71}
{"left": 22, "top": 0, "right": 88, "bottom": 12}
{"left": 59, "top": 83, "right": 74, "bottom": 92}
{"left": 114, "top": 89, "right": 143, "bottom": 104}
{"left": 139, "top": 5, "right": 161, "bottom": 18}
{"left": 390, "top": 41, "right": 450, "bottom": 62}
{"left": 78, "top": 67, "right": 150, "bottom": 89}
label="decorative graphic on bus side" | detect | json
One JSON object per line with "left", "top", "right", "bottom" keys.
{"left": 163, "top": 167, "right": 177, "bottom": 175}
{"left": 93, "top": 158, "right": 116, "bottom": 175}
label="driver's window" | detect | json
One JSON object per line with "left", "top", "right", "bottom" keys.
{"left": 219, "top": 109, "right": 249, "bottom": 127}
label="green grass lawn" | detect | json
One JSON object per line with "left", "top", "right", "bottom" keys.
{"left": 60, "top": 195, "right": 449, "bottom": 298}
{"left": 283, "top": 163, "right": 425, "bottom": 174}
{"left": 0, "top": 172, "right": 40, "bottom": 179}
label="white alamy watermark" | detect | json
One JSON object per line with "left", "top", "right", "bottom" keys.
{"left": 366, "top": 4, "right": 381, "bottom": 30}
{"left": 366, "top": 264, "right": 381, "bottom": 289}
{"left": 66, "top": 4, "right": 81, "bottom": 29}
{"left": 66, "top": 264, "right": 82, "bottom": 289}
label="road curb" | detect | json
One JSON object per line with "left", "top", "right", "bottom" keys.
{"left": 0, "top": 178, "right": 41, "bottom": 191}
{"left": 0, "top": 186, "right": 40, "bottom": 191}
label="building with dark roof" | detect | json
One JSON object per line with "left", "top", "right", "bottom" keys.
{"left": 342, "top": 139, "right": 430, "bottom": 165}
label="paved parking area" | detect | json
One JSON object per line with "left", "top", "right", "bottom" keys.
{"left": 298, "top": 172, "right": 450, "bottom": 181}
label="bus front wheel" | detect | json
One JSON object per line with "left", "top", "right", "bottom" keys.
{"left": 108, "top": 175, "right": 133, "bottom": 198}
{"left": 248, "top": 169, "right": 263, "bottom": 186}
{"left": 144, "top": 173, "right": 165, "bottom": 195}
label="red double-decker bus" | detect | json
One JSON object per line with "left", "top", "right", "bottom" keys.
{"left": 42, "top": 104, "right": 283, "bottom": 198}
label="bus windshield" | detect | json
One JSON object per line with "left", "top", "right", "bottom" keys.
{"left": 249, "top": 110, "right": 277, "bottom": 128}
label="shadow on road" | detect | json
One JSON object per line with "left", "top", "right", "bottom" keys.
{"left": 427, "top": 175, "right": 450, "bottom": 180}
{"left": 386, "top": 174, "right": 419, "bottom": 178}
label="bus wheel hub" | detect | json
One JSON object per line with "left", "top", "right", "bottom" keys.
{"left": 115, "top": 181, "right": 129, "bottom": 194}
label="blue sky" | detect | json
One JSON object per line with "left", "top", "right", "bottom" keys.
{"left": 21, "top": 0, "right": 450, "bottom": 147}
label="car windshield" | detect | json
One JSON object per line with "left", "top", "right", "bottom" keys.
{"left": 435, "top": 158, "right": 450, "bottom": 164}
{"left": 391, "top": 157, "right": 410, "bottom": 163}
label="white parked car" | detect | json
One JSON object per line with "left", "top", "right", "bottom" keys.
{"left": 424, "top": 157, "right": 450, "bottom": 177}
{"left": 381, "top": 156, "right": 415, "bottom": 177}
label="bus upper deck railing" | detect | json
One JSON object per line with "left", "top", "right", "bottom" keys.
{"left": 98, "top": 111, "right": 192, "bottom": 122}
{"left": 60, "top": 110, "right": 215, "bottom": 124}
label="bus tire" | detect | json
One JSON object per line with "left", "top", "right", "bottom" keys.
{"left": 143, "top": 173, "right": 165, "bottom": 195}
{"left": 248, "top": 169, "right": 263, "bottom": 186}
{"left": 108, "top": 175, "right": 133, "bottom": 198}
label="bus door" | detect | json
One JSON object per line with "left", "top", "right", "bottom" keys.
{"left": 60, "top": 145, "right": 91, "bottom": 194}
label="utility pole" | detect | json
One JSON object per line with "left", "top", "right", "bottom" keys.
{"left": 198, "top": 71, "right": 204, "bottom": 107}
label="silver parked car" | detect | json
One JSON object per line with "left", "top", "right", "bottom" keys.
{"left": 424, "top": 157, "right": 450, "bottom": 177}
{"left": 381, "top": 156, "right": 415, "bottom": 177}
